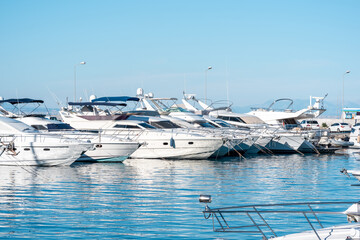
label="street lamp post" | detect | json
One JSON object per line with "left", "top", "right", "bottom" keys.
{"left": 342, "top": 70, "right": 350, "bottom": 119}
{"left": 74, "top": 61, "right": 86, "bottom": 102}
{"left": 205, "top": 66, "right": 212, "bottom": 104}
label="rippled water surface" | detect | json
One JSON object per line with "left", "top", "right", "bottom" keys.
{"left": 1, "top": 153, "right": 360, "bottom": 239}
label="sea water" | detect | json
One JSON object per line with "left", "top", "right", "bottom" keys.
{"left": 0, "top": 153, "right": 359, "bottom": 239}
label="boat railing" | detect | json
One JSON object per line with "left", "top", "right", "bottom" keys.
{"left": 200, "top": 196, "right": 359, "bottom": 240}
{"left": 101, "top": 129, "right": 144, "bottom": 141}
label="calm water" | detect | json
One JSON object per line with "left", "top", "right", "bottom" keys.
{"left": 0, "top": 153, "right": 360, "bottom": 239}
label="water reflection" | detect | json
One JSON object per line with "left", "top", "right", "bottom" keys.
{"left": 0, "top": 154, "right": 358, "bottom": 239}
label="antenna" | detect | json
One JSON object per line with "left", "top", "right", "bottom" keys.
{"left": 47, "top": 88, "right": 63, "bottom": 108}
{"left": 226, "top": 60, "right": 229, "bottom": 105}
{"left": 183, "top": 73, "right": 186, "bottom": 93}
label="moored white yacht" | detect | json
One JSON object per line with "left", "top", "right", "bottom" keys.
{"left": 0, "top": 116, "right": 92, "bottom": 166}
{"left": 0, "top": 98, "right": 140, "bottom": 162}
{"left": 19, "top": 116, "right": 140, "bottom": 162}
{"left": 247, "top": 95, "right": 327, "bottom": 128}
{"left": 181, "top": 92, "right": 318, "bottom": 154}
{"left": 136, "top": 90, "right": 259, "bottom": 155}
{"left": 59, "top": 100, "right": 224, "bottom": 159}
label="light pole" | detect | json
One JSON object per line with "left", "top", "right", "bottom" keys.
{"left": 205, "top": 66, "right": 212, "bottom": 104}
{"left": 74, "top": 61, "right": 86, "bottom": 101}
{"left": 342, "top": 70, "right": 350, "bottom": 119}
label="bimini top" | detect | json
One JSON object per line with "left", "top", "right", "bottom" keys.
{"left": 0, "top": 98, "right": 44, "bottom": 104}
{"left": 91, "top": 96, "right": 139, "bottom": 102}
{"left": 68, "top": 102, "right": 127, "bottom": 107}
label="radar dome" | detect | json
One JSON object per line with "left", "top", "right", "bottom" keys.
{"left": 89, "top": 95, "right": 97, "bottom": 102}
{"left": 148, "top": 92, "right": 154, "bottom": 98}
{"left": 137, "top": 88, "right": 144, "bottom": 96}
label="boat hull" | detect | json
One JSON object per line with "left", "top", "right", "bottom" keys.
{"left": 0, "top": 143, "right": 89, "bottom": 166}
{"left": 77, "top": 141, "right": 140, "bottom": 162}
{"left": 130, "top": 138, "right": 223, "bottom": 159}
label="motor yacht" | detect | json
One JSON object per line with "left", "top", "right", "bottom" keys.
{"left": 19, "top": 116, "right": 140, "bottom": 162}
{"left": 181, "top": 92, "right": 319, "bottom": 154}
{"left": 59, "top": 99, "right": 224, "bottom": 159}
{"left": 136, "top": 90, "right": 257, "bottom": 156}
{"left": 0, "top": 98, "right": 140, "bottom": 162}
{"left": 0, "top": 116, "right": 92, "bottom": 166}
{"left": 247, "top": 96, "right": 327, "bottom": 129}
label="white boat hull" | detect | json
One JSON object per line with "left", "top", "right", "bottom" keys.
{"left": 130, "top": 138, "right": 223, "bottom": 159}
{"left": 77, "top": 141, "right": 139, "bottom": 162}
{"left": 273, "top": 223, "right": 360, "bottom": 240}
{"left": 0, "top": 142, "right": 89, "bottom": 166}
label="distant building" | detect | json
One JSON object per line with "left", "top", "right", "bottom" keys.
{"left": 342, "top": 108, "right": 360, "bottom": 120}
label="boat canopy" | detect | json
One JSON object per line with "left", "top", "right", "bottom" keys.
{"left": 0, "top": 98, "right": 44, "bottom": 104}
{"left": 68, "top": 102, "right": 127, "bottom": 107}
{"left": 91, "top": 96, "right": 139, "bottom": 102}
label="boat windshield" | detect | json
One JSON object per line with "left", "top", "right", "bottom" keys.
{"left": 150, "top": 121, "right": 181, "bottom": 129}
{"left": 164, "top": 107, "right": 191, "bottom": 113}
{"left": 138, "top": 122, "right": 157, "bottom": 129}
{"left": 47, "top": 123, "right": 75, "bottom": 132}
{"left": 217, "top": 115, "right": 245, "bottom": 123}
{"left": 213, "top": 120, "right": 233, "bottom": 128}
{"left": 195, "top": 121, "right": 217, "bottom": 128}
{"left": 31, "top": 125, "right": 48, "bottom": 130}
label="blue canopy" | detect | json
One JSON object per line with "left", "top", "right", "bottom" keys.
{"left": 0, "top": 98, "right": 44, "bottom": 104}
{"left": 91, "top": 96, "right": 139, "bottom": 102}
{"left": 68, "top": 102, "right": 127, "bottom": 107}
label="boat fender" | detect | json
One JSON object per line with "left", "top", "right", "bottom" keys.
{"left": 170, "top": 137, "right": 175, "bottom": 148}
{"left": 357, "top": 135, "right": 360, "bottom": 143}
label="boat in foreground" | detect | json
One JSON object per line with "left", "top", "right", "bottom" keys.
{"left": 200, "top": 195, "right": 360, "bottom": 240}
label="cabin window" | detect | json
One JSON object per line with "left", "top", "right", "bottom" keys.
{"left": 229, "top": 117, "right": 245, "bottom": 123}
{"left": 188, "top": 142, "right": 194, "bottom": 145}
{"left": 197, "top": 122, "right": 217, "bottom": 128}
{"left": 150, "top": 121, "right": 180, "bottom": 129}
{"left": 47, "top": 123, "right": 74, "bottom": 131}
{"left": 24, "top": 148, "right": 30, "bottom": 151}
{"left": 43, "top": 148, "right": 50, "bottom": 151}
{"left": 31, "top": 125, "right": 47, "bottom": 130}
{"left": 113, "top": 124, "right": 140, "bottom": 129}
{"left": 138, "top": 123, "right": 157, "bottom": 129}
{"left": 217, "top": 116, "right": 230, "bottom": 121}
{"left": 214, "top": 120, "right": 232, "bottom": 128}
{"left": 163, "top": 142, "right": 168, "bottom": 145}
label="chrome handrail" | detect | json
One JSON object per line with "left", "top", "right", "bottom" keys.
{"left": 201, "top": 200, "right": 359, "bottom": 240}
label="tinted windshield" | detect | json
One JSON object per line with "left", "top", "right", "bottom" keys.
{"left": 138, "top": 122, "right": 157, "bottom": 129}
{"left": 197, "top": 122, "right": 217, "bottom": 128}
{"left": 113, "top": 124, "right": 141, "bottom": 129}
{"left": 213, "top": 120, "right": 232, "bottom": 127}
{"left": 47, "top": 123, "right": 75, "bottom": 132}
{"left": 150, "top": 121, "right": 180, "bottom": 129}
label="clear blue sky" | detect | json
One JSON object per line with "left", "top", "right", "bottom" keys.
{"left": 1, "top": 0, "right": 359, "bottom": 109}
